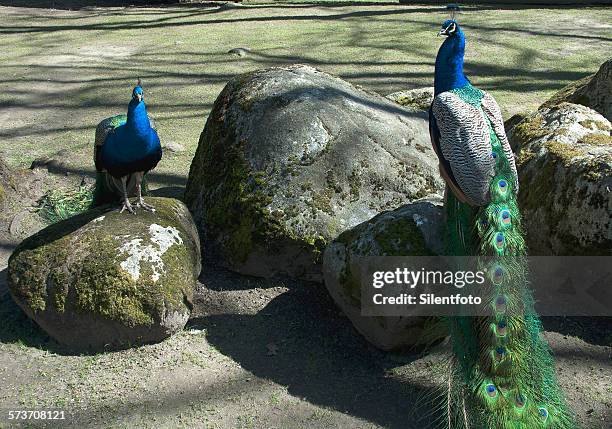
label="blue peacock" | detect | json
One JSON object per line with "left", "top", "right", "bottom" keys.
{"left": 93, "top": 80, "right": 162, "bottom": 213}
{"left": 428, "top": 11, "right": 575, "bottom": 429}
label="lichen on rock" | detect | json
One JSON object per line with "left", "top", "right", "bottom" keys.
{"left": 8, "top": 197, "right": 201, "bottom": 350}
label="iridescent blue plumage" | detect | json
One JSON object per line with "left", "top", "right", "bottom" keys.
{"left": 100, "top": 85, "right": 161, "bottom": 178}
{"left": 434, "top": 19, "right": 469, "bottom": 96}
{"left": 94, "top": 82, "right": 162, "bottom": 214}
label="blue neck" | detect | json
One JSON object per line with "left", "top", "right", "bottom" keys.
{"left": 126, "top": 98, "right": 151, "bottom": 136}
{"left": 434, "top": 30, "right": 469, "bottom": 96}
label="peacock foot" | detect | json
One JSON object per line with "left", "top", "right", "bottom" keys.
{"left": 119, "top": 199, "right": 136, "bottom": 214}
{"left": 135, "top": 198, "right": 156, "bottom": 212}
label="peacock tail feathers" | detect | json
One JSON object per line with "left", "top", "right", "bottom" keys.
{"left": 439, "top": 83, "right": 575, "bottom": 429}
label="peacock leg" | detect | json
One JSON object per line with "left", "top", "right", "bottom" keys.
{"left": 134, "top": 171, "right": 155, "bottom": 212}
{"left": 118, "top": 176, "right": 135, "bottom": 214}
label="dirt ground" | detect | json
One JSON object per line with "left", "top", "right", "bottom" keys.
{"left": 0, "top": 167, "right": 610, "bottom": 428}
{"left": 0, "top": 2, "right": 610, "bottom": 429}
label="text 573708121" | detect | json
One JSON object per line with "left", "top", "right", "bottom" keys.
{"left": 7, "top": 410, "right": 66, "bottom": 420}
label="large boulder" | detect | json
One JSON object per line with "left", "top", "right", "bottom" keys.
{"left": 8, "top": 197, "right": 201, "bottom": 350}
{"left": 322, "top": 198, "right": 444, "bottom": 350}
{"left": 542, "top": 58, "right": 611, "bottom": 121}
{"left": 509, "top": 103, "right": 611, "bottom": 255}
{"left": 185, "top": 64, "right": 443, "bottom": 281}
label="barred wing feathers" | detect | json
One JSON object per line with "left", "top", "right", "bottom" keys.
{"left": 431, "top": 91, "right": 519, "bottom": 207}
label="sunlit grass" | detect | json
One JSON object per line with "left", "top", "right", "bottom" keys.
{"left": 0, "top": 3, "right": 610, "bottom": 190}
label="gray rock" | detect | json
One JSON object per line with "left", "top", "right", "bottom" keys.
{"left": 322, "top": 198, "right": 445, "bottom": 350}
{"left": 8, "top": 197, "right": 201, "bottom": 350}
{"left": 542, "top": 58, "right": 612, "bottom": 121}
{"left": 185, "top": 65, "right": 443, "bottom": 281}
{"left": 386, "top": 87, "right": 434, "bottom": 111}
{"left": 509, "top": 102, "right": 611, "bottom": 255}
{"left": 228, "top": 47, "right": 251, "bottom": 57}
{"left": 163, "top": 141, "right": 185, "bottom": 153}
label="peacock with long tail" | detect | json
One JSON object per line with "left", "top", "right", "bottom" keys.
{"left": 93, "top": 80, "right": 162, "bottom": 214}
{"left": 427, "top": 7, "right": 576, "bottom": 429}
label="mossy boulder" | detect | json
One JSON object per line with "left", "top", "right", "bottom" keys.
{"left": 542, "top": 57, "right": 611, "bottom": 121}
{"left": 8, "top": 197, "right": 201, "bottom": 350}
{"left": 509, "top": 103, "right": 611, "bottom": 255}
{"left": 386, "top": 87, "right": 434, "bottom": 111}
{"left": 185, "top": 64, "right": 443, "bottom": 281}
{"left": 322, "top": 198, "right": 444, "bottom": 350}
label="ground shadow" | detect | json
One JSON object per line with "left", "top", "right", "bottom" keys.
{"left": 541, "top": 316, "right": 612, "bottom": 347}
{"left": 0, "top": 268, "right": 58, "bottom": 350}
{"left": 189, "top": 266, "right": 438, "bottom": 429}
{"left": 150, "top": 185, "right": 185, "bottom": 199}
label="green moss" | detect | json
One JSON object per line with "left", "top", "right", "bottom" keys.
{"left": 49, "top": 269, "right": 69, "bottom": 313}
{"left": 74, "top": 237, "right": 155, "bottom": 327}
{"left": 184, "top": 83, "right": 281, "bottom": 265}
{"left": 544, "top": 140, "right": 584, "bottom": 166}
{"left": 325, "top": 169, "right": 342, "bottom": 193}
{"left": 0, "top": 183, "right": 5, "bottom": 205}
{"left": 389, "top": 93, "right": 431, "bottom": 111}
{"left": 579, "top": 119, "right": 611, "bottom": 132}
{"left": 519, "top": 156, "right": 556, "bottom": 216}
{"left": 374, "top": 218, "right": 433, "bottom": 256}
{"left": 578, "top": 133, "right": 612, "bottom": 146}
{"left": 582, "top": 156, "right": 612, "bottom": 183}
{"left": 310, "top": 189, "right": 334, "bottom": 215}
{"left": 8, "top": 247, "right": 50, "bottom": 313}
{"left": 504, "top": 113, "right": 528, "bottom": 132}
{"left": 519, "top": 136, "right": 610, "bottom": 254}
{"left": 8, "top": 198, "right": 196, "bottom": 327}
{"left": 509, "top": 113, "right": 548, "bottom": 149}
{"left": 348, "top": 170, "right": 360, "bottom": 201}
{"left": 516, "top": 148, "right": 536, "bottom": 167}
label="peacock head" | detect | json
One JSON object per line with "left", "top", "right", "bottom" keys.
{"left": 438, "top": 19, "right": 461, "bottom": 38}
{"left": 132, "top": 79, "right": 144, "bottom": 103}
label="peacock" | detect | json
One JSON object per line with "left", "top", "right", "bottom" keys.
{"left": 93, "top": 80, "right": 162, "bottom": 214}
{"left": 427, "top": 10, "right": 576, "bottom": 429}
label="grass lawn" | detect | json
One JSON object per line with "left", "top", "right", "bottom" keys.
{"left": 0, "top": 2, "right": 610, "bottom": 191}
{"left": 0, "top": 3, "right": 611, "bottom": 429}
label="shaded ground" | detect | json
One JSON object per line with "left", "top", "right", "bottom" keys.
{"left": 0, "top": 262, "right": 610, "bottom": 429}
{"left": 0, "top": 3, "right": 610, "bottom": 429}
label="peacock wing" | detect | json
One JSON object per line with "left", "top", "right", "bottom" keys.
{"left": 431, "top": 92, "right": 496, "bottom": 207}
{"left": 480, "top": 92, "right": 519, "bottom": 194}
{"left": 94, "top": 114, "right": 127, "bottom": 172}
